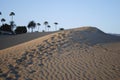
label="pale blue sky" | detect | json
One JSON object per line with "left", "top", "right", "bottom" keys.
{"left": 0, "top": 0, "right": 120, "bottom": 33}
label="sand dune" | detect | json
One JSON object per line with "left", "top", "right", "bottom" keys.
{"left": 0, "top": 27, "right": 120, "bottom": 80}
{"left": 0, "top": 32, "right": 53, "bottom": 50}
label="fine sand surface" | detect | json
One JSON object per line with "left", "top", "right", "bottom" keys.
{"left": 0, "top": 27, "right": 120, "bottom": 80}
{"left": 0, "top": 32, "right": 53, "bottom": 50}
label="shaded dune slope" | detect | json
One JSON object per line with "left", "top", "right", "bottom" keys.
{"left": 0, "top": 27, "right": 120, "bottom": 80}
{"left": 70, "top": 27, "right": 120, "bottom": 45}
{"left": 0, "top": 32, "right": 53, "bottom": 50}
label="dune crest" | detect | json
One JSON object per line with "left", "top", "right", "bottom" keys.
{"left": 0, "top": 27, "right": 120, "bottom": 80}
{"left": 70, "top": 26, "right": 120, "bottom": 45}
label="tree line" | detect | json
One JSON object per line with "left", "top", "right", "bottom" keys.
{"left": 0, "top": 11, "right": 64, "bottom": 34}
{"left": 27, "top": 20, "right": 59, "bottom": 32}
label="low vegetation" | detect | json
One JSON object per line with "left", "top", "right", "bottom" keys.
{"left": 15, "top": 26, "right": 27, "bottom": 34}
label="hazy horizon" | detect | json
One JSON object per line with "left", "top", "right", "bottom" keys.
{"left": 0, "top": 0, "right": 120, "bottom": 33}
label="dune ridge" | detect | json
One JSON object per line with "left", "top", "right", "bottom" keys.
{"left": 0, "top": 32, "right": 53, "bottom": 50}
{"left": 0, "top": 27, "right": 120, "bottom": 80}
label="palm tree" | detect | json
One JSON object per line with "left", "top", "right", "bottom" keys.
{"left": 1, "top": 18, "right": 6, "bottom": 25}
{"left": 37, "top": 23, "right": 41, "bottom": 32}
{"left": 10, "top": 21, "right": 16, "bottom": 31}
{"left": 54, "top": 22, "right": 58, "bottom": 31}
{"left": 27, "top": 21, "right": 36, "bottom": 32}
{"left": 9, "top": 12, "right": 15, "bottom": 31}
{"left": 9, "top": 12, "right": 15, "bottom": 21}
{"left": 0, "top": 12, "right": 1, "bottom": 15}
{"left": 0, "top": 12, "right": 1, "bottom": 20}
{"left": 47, "top": 25, "right": 51, "bottom": 31}
{"left": 44, "top": 21, "right": 48, "bottom": 31}
{"left": 10, "top": 21, "right": 15, "bottom": 27}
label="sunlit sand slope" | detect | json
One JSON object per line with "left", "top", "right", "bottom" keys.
{"left": 0, "top": 27, "right": 120, "bottom": 80}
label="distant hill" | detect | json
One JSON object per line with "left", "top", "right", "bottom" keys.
{"left": 108, "top": 33, "right": 120, "bottom": 36}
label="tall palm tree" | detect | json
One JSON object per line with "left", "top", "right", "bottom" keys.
{"left": 54, "top": 22, "right": 58, "bottom": 31}
{"left": 47, "top": 25, "right": 51, "bottom": 31}
{"left": 10, "top": 21, "right": 16, "bottom": 32}
{"left": 37, "top": 23, "right": 41, "bottom": 32}
{"left": 0, "top": 12, "right": 1, "bottom": 20}
{"left": 44, "top": 21, "right": 48, "bottom": 31}
{"left": 27, "top": 21, "right": 36, "bottom": 32}
{"left": 10, "top": 21, "right": 15, "bottom": 27}
{"left": 1, "top": 18, "right": 6, "bottom": 25}
{"left": 0, "top": 12, "right": 1, "bottom": 15}
{"left": 9, "top": 12, "right": 15, "bottom": 21}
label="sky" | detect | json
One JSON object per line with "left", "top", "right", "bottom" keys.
{"left": 0, "top": 0, "right": 120, "bottom": 33}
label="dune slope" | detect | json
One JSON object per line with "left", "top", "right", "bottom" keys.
{"left": 0, "top": 32, "right": 53, "bottom": 50}
{"left": 0, "top": 27, "right": 120, "bottom": 80}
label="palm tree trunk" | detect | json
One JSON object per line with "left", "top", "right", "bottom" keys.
{"left": 32, "top": 28, "right": 33, "bottom": 32}
{"left": 38, "top": 26, "right": 39, "bottom": 32}
{"left": 45, "top": 26, "right": 47, "bottom": 32}
{"left": 2, "top": 22, "right": 4, "bottom": 25}
{"left": 11, "top": 16, "right": 13, "bottom": 21}
{"left": 56, "top": 25, "right": 57, "bottom": 31}
{"left": 55, "top": 25, "right": 57, "bottom": 31}
{"left": 48, "top": 28, "right": 49, "bottom": 31}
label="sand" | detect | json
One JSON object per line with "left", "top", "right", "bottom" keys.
{"left": 0, "top": 32, "right": 53, "bottom": 50}
{"left": 0, "top": 27, "right": 120, "bottom": 80}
